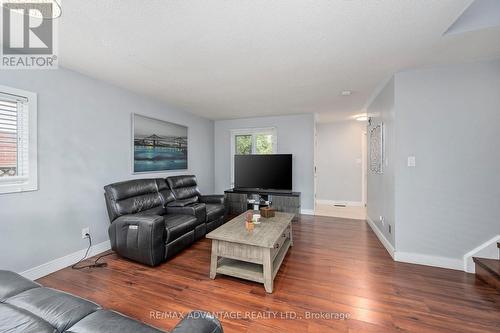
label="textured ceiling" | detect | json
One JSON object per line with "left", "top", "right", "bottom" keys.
{"left": 58, "top": 0, "right": 500, "bottom": 121}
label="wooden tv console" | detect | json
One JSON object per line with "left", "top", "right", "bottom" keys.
{"left": 224, "top": 188, "right": 301, "bottom": 216}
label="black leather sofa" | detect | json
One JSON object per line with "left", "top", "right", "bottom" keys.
{"left": 104, "top": 175, "right": 225, "bottom": 266}
{"left": 0, "top": 270, "right": 223, "bottom": 333}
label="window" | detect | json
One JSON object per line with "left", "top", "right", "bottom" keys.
{"left": 0, "top": 86, "right": 37, "bottom": 194}
{"left": 230, "top": 127, "right": 277, "bottom": 185}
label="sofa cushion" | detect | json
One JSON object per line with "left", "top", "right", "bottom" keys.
{"left": 0, "top": 303, "right": 56, "bottom": 333}
{"left": 206, "top": 204, "right": 225, "bottom": 222}
{"left": 5, "top": 287, "right": 100, "bottom": 332}
{"left": 167, "top": 196, "right": 199, "bottom": 207}
{"left": 114, "top": 193, "right": 164, "bottom": 217}
{"left": 164, "top": 214, "right": 199, "bottom": 243}
{"left": 0, "top": 270, "right": 40, "bottom": 302}
{"left": 135, "top": 206, "right": 167, "bottom": 217}
{"left": 104, "top": 179, "right": 158, "bottom": 201}
{"left": 166, "top": 175, "right": 201, "bottom": 200}
{"left": 104, "top": 179, "right": 164, "bottom": 221}
{"left": 66, "top": 310, "right": 163, "bottom": 333}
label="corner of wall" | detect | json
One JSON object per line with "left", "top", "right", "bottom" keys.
{"left": 463, "top": 235, "right": 500, "bottom": 273}
{"left": 366, "top": 216, "right": 395, "bottom": 258}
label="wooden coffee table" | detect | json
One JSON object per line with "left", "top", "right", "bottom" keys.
{"left": 206, "top": 211, "right": 294, "bottom": 293}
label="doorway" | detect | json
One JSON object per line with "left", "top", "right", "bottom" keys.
{"left": 314, "top": 119, "right": 367, "bottom": 220}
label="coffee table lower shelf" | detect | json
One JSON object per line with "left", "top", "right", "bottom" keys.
{"left": 211, "top": 238, "right": 291, "bottom": 293}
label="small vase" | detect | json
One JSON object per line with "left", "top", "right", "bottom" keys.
{"left": 245, "top": 221, "right": 254, "bottom": 232}
{"left": 246, "top": 210, "right": 253, "bottom": 222}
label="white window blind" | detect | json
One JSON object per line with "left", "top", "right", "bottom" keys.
{"left": 0, "top": 86, "right": 36, "bottom": 194}
{"left": 0, "top": 95, "right": 29, "bottom": 179}
{"left": 0, "top": 98, "right": 18, "bottom": 177}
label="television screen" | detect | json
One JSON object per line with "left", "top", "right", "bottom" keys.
{"left": 234, "top": 154, "right": 292, "bottom": 190}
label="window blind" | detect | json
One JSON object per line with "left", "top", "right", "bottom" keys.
{"left": 0, "top": 94, "right": 29, "bottom": 179}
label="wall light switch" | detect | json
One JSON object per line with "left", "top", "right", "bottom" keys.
{"left": 407, "top": 156, "right": 416, "bottom": 167}
{"left": 379, "top": 216, "right": 385, "bottom": 226}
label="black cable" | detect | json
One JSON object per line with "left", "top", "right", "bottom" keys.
{"left": 71, "top": 233, "right": 92, "bottom": 270}
{"left": 71, "top": 234, "right": 114, "bottom": 270}
{"left": 92, "top": 252, "right": 114, "bottom": 267}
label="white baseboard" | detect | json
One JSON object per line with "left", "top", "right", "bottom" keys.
{"left": 463, "top": 235, "right": 500, "bottom": 273}
{"left": 366, "top": 217, "right": 395, "bottom": 258}
{"left": 300, "top": 209, "right": 315, "bottom": 215}
{"left": 20, "top": 240, "right": 111, "bottom": 280}
{"left": 394, "top": 252, "right": 463, "bottom": 271}
{"left": 316, "top": 199, "right": 364, "bottom": 207}
{"left": 366, "top": 217, "right": 465, "bottom": 271}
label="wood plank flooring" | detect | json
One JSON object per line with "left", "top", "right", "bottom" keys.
{"left": 38, "top": 215, "right": 500, "bottom": 332}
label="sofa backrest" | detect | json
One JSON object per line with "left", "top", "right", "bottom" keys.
{"left": 156, "top": 178, "right": 176, "bottom": 204}
{"left": 104, "top": 179, "right": 172, "bottom": 222}
{"left": 166, "top": 175, "right": 201, "bottom": 201}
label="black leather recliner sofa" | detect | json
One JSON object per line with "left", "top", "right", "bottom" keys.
{"left": 104, "top": 175, "right": 225, "bottom": 266}
{"left": 0, "top": 270, "right": 223, "bottom": 333}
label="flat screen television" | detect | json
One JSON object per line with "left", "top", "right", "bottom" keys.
{"left": 234, "top": 154, "right": 292, "bottom": 191}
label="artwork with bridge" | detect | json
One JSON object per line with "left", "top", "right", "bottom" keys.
{"left": 133, "top": 114, "right": 188, "bottom": 173}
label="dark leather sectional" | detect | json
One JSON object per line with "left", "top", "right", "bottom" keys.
{"left": 104, "top": 175, "right": 225, "bottom": 266}
{"left": 0, "top": 270, "right": 223, "bottom": 333}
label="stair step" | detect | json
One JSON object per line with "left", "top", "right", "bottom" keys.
{"left": 473, "top": 257, "right": 500, "bottom": 289}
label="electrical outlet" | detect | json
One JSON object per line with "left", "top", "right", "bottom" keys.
{"left": 388, "top": 224, "right": 392, "bottom": 234}
{"left": 81, "top": 227, "right": 90, "bottom": 239}
{"left": 407, "top": 156, "right": 416, "bottom": 167}
{"left": 379, "top": 216, "right": 385, "bottom": 226}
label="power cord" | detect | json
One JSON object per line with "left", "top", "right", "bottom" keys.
{"left": 71, "top": 233, "right": 114, "bottom": 270}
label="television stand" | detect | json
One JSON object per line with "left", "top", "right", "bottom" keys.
{"left": 224, "top": 188, "right": 301, "bottom": 216}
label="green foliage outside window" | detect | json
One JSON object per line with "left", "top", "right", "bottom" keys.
{"left": 256, "top": 134, "right": 273, "bottom": 154}
{"left": 235, "top": 135, "right": 252, "bottom": 154}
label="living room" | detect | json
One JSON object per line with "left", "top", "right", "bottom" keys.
{"left": 0, "top": 1, "right": 499, "bottom": 332}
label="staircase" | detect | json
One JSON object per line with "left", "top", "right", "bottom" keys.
{"left": 473, "top": 243, "right": 500, "bottom": 289}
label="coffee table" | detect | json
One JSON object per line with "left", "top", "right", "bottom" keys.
{"left": 206, "top": 211, "right": 294, "bottom": 293}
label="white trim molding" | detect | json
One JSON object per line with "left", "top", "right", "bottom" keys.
{"left": 394, "top": 252, "right": 463, "bottom": 271}
{"left": 20, "top": 240, "right": 111, "bottom": 280}
{"left": 300, "top": 209, "right": 314, "bottom": 215}
{"left": 366, "top": 217, "right": 395, "bottom": 258}
{"left": 316, "top": 199, "right": 364, "bottom": 207}
{"left": 366, "top": 217, "right": 491, "bottom": 272}
{"left": 463, "top": 235, "right": 500, "bottom": 273}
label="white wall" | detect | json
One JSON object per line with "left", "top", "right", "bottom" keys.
{"left": 316, "top": 120, "right": 365, "bottom": 203}
{"left": 394, "top": 59, "right": 500, "bottom": 260}
{"left": 214, "top": 114, "right": 315, "bottom": 212}
{"left": 367, "top": 77, "right": 396, "bottom": 247}
{"left": 367, "top": 58, "right": 500, "bottom": 266}
{"left": 0, "top": 68, "right": 214, "bottom": 273}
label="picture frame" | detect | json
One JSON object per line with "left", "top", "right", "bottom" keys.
{"left": 369, "top": 122, "right": 384, "bottom": 174}
{"left": 132, "top": 113, "right": 188, "bottom": 174}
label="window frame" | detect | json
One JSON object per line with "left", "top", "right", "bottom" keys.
{"left": 230, "top": 127, "right": 277, "bottom": 186}
{"left": 0, "top": 85, "right": 38, "bottom": 194}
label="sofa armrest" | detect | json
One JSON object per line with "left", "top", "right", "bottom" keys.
{"left": 199, "top": 195, "right": 225, "bottom": 205}
{"left": 171, "top": 311, "right": 223, "bottom": 333}
{"left": 110, "top": 214, "right": 165, "bottom": 266}
{"left": 166, "top": 203, "right": 206, "bottom": 223}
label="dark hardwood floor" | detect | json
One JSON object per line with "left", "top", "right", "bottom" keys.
{"left": 38, "top": 215, "right": 500, "bottom": 332}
